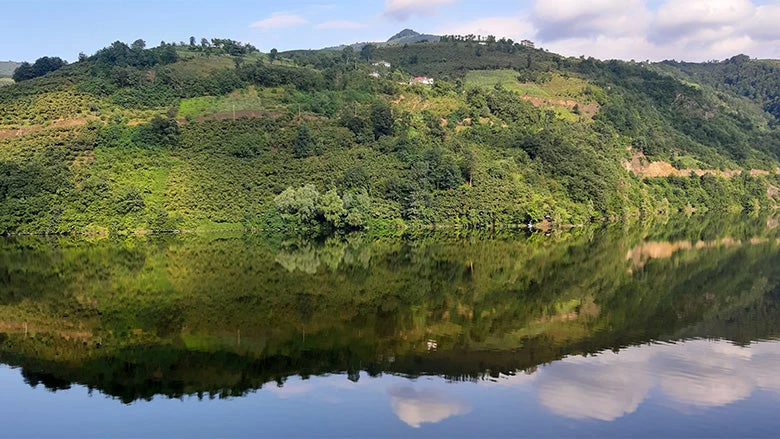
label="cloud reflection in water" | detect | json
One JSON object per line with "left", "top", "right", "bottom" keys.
{"left": 388, "top": 386, "right": 471, "bottom": 428}
{"left": 529, "top": 339, "right": 780, "bottom": 421}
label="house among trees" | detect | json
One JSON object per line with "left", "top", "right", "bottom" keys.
{"left": 521, "top": 39, "right": 535, "bottom": 48}
{"left": 369, "top": 71, "right": 381, "bottom": 78}
{"left": 372, "top": 61, "right": 391, "bottom": 68}
{"left": 409, "top": 76, "right": 434, "bottom": 85}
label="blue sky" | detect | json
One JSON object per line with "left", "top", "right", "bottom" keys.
{"left": 1, "top": 0, "right": 779, "bottom": 62}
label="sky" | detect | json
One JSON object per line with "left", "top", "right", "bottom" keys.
{"left": 1, "top": 0, "right": 779, "bottom": 63}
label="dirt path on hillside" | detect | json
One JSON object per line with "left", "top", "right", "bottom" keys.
{"left": 622, "top": 148, "right": 775, "bottom": 179}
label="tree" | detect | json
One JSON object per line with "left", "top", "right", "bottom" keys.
{"left": 425, "top": 147, "right": 462, "bottom": 190}
{"left": 110, "top": 66, "right": 133, "bottom": 87}
{"left": 12, "top": 56, "right": 67, "bottom": 82}
{"left": 370, "top": 101, "right": 393, "bottom": 139}
{"left": 189, "top": 36, "right": 196, "bottom": 47}
{"left": 133, "top": 116, "right": 180, "bottom": 148}
{"left": 460, "top": 148, "right": 476, "bottom": 186}
{"left": 342, "top": 166, "right": 369, "bottom": 191}
{"left": 269, "top": 48, "right": 278, "bottom": 63}
{"left": 293, "top": 124, "right": 312, "bottom": 158}
{"left": 320, "top": 189, "right": 347, "bottom": 228}
{"left": 200, "top": 38, "right": 210, "bottom": 48}
{"left": 131, "top": 39, "right": 146, "bottom": 51}
{"left": 274, "top": 184, "right": 321, "bottom": 226}
{"left": 360, "top": 44, "right": 376, "bottom": 61}
{"left": 341, "top": 46, "right": 355, "bottom": 65}
{"left": 159, "top": 45, "right": 178, "bottom": 64}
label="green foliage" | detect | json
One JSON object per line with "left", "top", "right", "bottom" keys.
{"left": 133, "top": 116, "right": 180, "bottom": 148}
{"left": 293, "top": 124, "right": 313, "bottom": 158}
{"left": 12, "top": 57, "right": 67, "bottom": 82}
{"left": 0, "top": 38, "right": 777, "bottom": 234}
{"left": 657, "top": 55, "right": 780, "bottom": 123}
{"left": 274, "top": 184, "right": 370, "bottom": 232}
{"left": 370, "top": 100, "right": 393, "bottom": 139}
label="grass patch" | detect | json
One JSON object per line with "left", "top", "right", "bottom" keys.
{"left": 464, "top": 70, "right": 600, "bottom": 101}
{"left": 465, "top": 70, "right": 603, "bottom": 121}
{"left": 166, "top": 56, "right": 235, "bottom": 76}
{"left": 178, "top": 86, "right": 287, "bottom": 119}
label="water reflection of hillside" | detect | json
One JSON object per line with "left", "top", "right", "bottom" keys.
{"left": 0, "top": 215, "right": 778, "bottom": 403}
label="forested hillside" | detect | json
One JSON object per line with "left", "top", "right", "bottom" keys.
{"left": 654, "top": 55, "right": 780, "bottom": 123}
{"left": 0, "top": 35, "right": 778, "bottom": 235}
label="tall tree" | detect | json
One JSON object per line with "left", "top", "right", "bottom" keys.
{"left": 131, "top": 39, "right": 146, "bottom": 51}
{"left": 370, "top": 101, "right": 393, "bottom": 139}
{"left": 360, "top": 44, "right": 376, "bottom": 61}
{"left": 293, "top": 124, "right": 312, "bottom": 158}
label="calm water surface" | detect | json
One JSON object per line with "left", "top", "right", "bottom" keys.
{"left": 1, "top": 217, "right": 779, "bottom": 437}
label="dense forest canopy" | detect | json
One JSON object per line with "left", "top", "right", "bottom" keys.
{"left": 0, "top": 34, "right": 778, "bottom": 235}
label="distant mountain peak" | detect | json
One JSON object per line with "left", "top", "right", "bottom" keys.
{"left": 388, "top": 29, "right": 420, "bottom": 42}
{"left": 322, "top": 28, "right": 439, "bottom": 51}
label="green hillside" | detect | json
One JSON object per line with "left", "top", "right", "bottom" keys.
{"left": 653, "top": 55, "right": 780, "bottom": 123}
{"left": 0, "top": 35, "right": 778, "bottom": 235}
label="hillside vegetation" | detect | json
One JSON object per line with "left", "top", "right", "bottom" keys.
{"left": 0, "top": 35, "right": 778, "bottom": 235}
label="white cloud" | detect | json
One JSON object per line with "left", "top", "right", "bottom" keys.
{"left": 250, "top": 13, "right": 308, "bottom": 30}
{"left": 746, "top": 5, "right": 780, "bottom": 42}
{"left": 652, "top": 0, "right": 755, "bottom": 44}
{"left": 519, "top": 0, "right": 780, "bottom": 61}
{"left": 436, "top": 17, "right": 535, "bottom": 42}
{"left": 388, "top": 386, "right": 471, "bottom": 428}
{"left": 383, "top": 0, "right": 456, "bottom": 21}
{"left": 533, "top": 0, "right": 651, "bottom": 41}
{"left": 314, "top": 20, "right": 369, "bottom": 30}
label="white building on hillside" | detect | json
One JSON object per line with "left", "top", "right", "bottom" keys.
{"left": 409, "top": 76, "right": 434, "bottom": 85}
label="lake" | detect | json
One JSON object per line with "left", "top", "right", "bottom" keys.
{"left": 1, "top": 215, "right": 779, "bottom": 437}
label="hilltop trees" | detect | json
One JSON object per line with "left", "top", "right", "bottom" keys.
{"left": 92, "top": 41, "right": 178, "bottom": 71}
{"left": 210, "top": 39, "right": 257, "bottom": 56}
{"left": 12, "top": 56, "right": 67, "bottom": 81}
